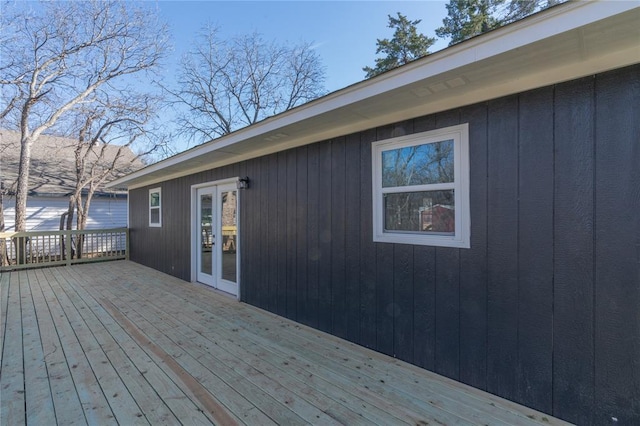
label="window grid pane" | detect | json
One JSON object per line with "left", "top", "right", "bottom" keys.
{"left": 382, "top": 139, "right": 454, "bottom": 188}
{"left": 150, "top": 208, "right": 160, "bottom": 224}
{"left": 150, "top": 192, "right": 160, "bottom": 207}
{"left": 383, "top": 190, "right": 455, "bottom": 234}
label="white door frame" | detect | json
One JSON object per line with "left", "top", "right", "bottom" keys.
{"left": 190, "top": 177, "right": 241, "bottom": 300}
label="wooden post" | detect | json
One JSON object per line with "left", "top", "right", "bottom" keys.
{"left": 125, "top": 228, "right": 130, "bottom": 260}
{"left": 65, "top": 230, "right": 72, "bottom": 266}
{"left": 14, "top": 236, "right": 27, "bottom": 265}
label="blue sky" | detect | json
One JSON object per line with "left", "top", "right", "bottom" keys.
{"left": 156, "top": 1, "right": 450, "bottom": 93}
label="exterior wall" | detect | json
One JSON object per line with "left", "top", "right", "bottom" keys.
{"left": 3, "top": 196, "right": 128, "bottom": 231}
{"left": 128, "top": 64, "right": 640, "bottom": 425}
{"left": 128, "top": 163, "right": 245, "bottom": 278}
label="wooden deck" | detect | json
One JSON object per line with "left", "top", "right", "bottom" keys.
{"left": 1, "top": 261, "right": 571, "bottom": 425}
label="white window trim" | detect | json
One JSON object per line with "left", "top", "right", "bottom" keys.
{"left": 149, "top": 187, "right": 162, "bottom": 227}
{"left": 372, "top": 123, "right": 470, "bottom": 248}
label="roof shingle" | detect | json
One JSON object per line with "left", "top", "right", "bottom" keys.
{"left": 0, "top": 129, "right": 144, "bottom": 197}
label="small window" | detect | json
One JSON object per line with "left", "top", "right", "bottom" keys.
{"left": 149, "top": 187, "right": 162, "bottom": 227}
{"left": 372, "top": 124, "right": 470, "bottom": 248}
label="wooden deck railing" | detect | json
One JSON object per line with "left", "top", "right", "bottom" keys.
{"left": 0, "top": 227, "right": 129, "bottom": 271}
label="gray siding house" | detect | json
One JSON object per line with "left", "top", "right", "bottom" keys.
{"left": 108, "top": 3, "right": 640, "bottom": 424}
{"left": 1, "top": 130, "right": 141, "bottom": 231}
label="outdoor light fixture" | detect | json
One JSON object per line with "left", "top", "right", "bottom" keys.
{"left": 237, "top": 176, "right": 250, "bottom": 190}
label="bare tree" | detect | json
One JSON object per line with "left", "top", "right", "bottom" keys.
{"left": 61, "top": 91, "right": 169, "bottom": 258}
{"left": 0, "top": 0, "right": 168, "bottom": 232}
{"left": 170, "top": 26, "right": 326, "bottom": 143}
{"left": 0, "top": 183, "right": 6, "bottom": 266}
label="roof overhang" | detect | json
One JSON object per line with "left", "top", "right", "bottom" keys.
{"left": 108, "top": 1, "right": 640, "bottom": 190}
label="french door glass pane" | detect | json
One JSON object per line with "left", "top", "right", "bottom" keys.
{"left": 220, "top": 190, "right": 237, "bottom": 283}
{"left": 200, "top": 194, "right": 212, "bottom": 275}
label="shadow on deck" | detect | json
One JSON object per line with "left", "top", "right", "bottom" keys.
{"left": 1, "top": 261, "right": 571, "bottom": 425}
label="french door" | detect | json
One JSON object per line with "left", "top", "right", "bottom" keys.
{"left": 195, "top": 182, "right": 238, "bottom": 296}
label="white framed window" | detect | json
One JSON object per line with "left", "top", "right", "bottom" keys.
{"left": 372, "top": 123, "right": 470, "bottom": 248}
{"left": 149, "top": 187, "right": 162, "bottom": 227}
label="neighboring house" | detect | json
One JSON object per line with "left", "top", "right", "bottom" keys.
{"left": 1, "top": 129, "right": 143, "bottom": 231}
{"left": 108, "top": 2, "right": 639, "bottom": 425}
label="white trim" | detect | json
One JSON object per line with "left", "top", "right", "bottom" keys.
{"left": 214, "top": 182, "right": 239, "bottom": 296}
{"left": 372, "top": 124, "right": 470, "bottom": 248}
{"left": 234, "top": 183, "right": 241, "bottom": 302}
{"left": 190, "top": 186, "right": 197, "bottom": 282}
{"left": 148, "top": 187, "right": 162, "bottom": 227}
{"left": 191, "top": 177, "right": 239, "bottom": 190}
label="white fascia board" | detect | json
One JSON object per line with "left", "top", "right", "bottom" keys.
{"left": 107, "top": 0, "right": 638, "bottom": 190}
{"left": 372, "top": 1, "right": 637, "bottom": 85}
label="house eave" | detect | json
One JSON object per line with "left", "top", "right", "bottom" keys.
{"left": 107, "top": 1, "right": 640, "bottom": 190}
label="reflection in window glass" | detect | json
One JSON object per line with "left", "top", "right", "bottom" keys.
{"left": 382, "top": 140, "right": 454, "bottom": 187}
{"left": 384, "top": 190, "right": 455, "bottom": 234}
{"left": 200, "top": 194, "right": 212, "bottom": 275}
{"left": 221, "top": 190, "right": 237, "bottom": 283}
{"left": 150, "top": 192, "right": 160, "bottom": 207}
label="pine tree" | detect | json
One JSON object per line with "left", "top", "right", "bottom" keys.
{"left": 502, "top": 0, "right": 562, "bottom": 23}
{"left": 436, "top": 0, "right": 563, "bottom": 46}
{"left": 363, "top": 13, "right": 436, "bottom": 79}
{"left": 436, "top": 0, "right": 502, "bottom": 46}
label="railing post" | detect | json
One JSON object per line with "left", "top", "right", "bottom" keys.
{"left": 0, "top": 235, "right": 6, "bottom": 267}
{"left": 125, "top": 228, "right": 130, "bottom": 260}
{"left": 65, "top": 230, "right": 72, "bottom": 266}
{"left": 15, "top": 236, "right": 26, "bottom": 265}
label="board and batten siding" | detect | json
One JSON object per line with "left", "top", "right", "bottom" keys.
{"left": 128, "top": 64, "right": 640, "bottom": 425}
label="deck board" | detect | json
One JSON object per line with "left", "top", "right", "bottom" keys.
{"left": 45, "top": 267, "right": 148, "bottom": 424}
{"left": 54, "top": 266, "right": 180, "bottom": 424}
{"left": 22, "top": 269, "right": 56, "bottom": 424}
{"left": 29, "top": 267, "right": 86, "bottom": 425}
{"left": 33, "top": 267, "right": 115, "bottom": 425}
{"left": 92, "top": 262, "right": 423, "bottom": 425}
{"left": 77, "top": 264, "right": 339, "bottom": 425}
{"left": 1, "top": 271, "right": 25, "bottom": 426}
{"left": 1, "top": 261, "right": 572, "bottom": 425}
{"left": 119, "top": 279, "right": 438, "bottom": 425}
{"left": 56, "top": 266, "right": 216, "bottom": 425}
{"left": 113, "top": 264, "right": 505, "bottom": 424}
{"left": 0, "top": 268, "right": 10, "bottom": 361}
{"left": 115, "top": 289, "right": 388, "bottom": 425}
